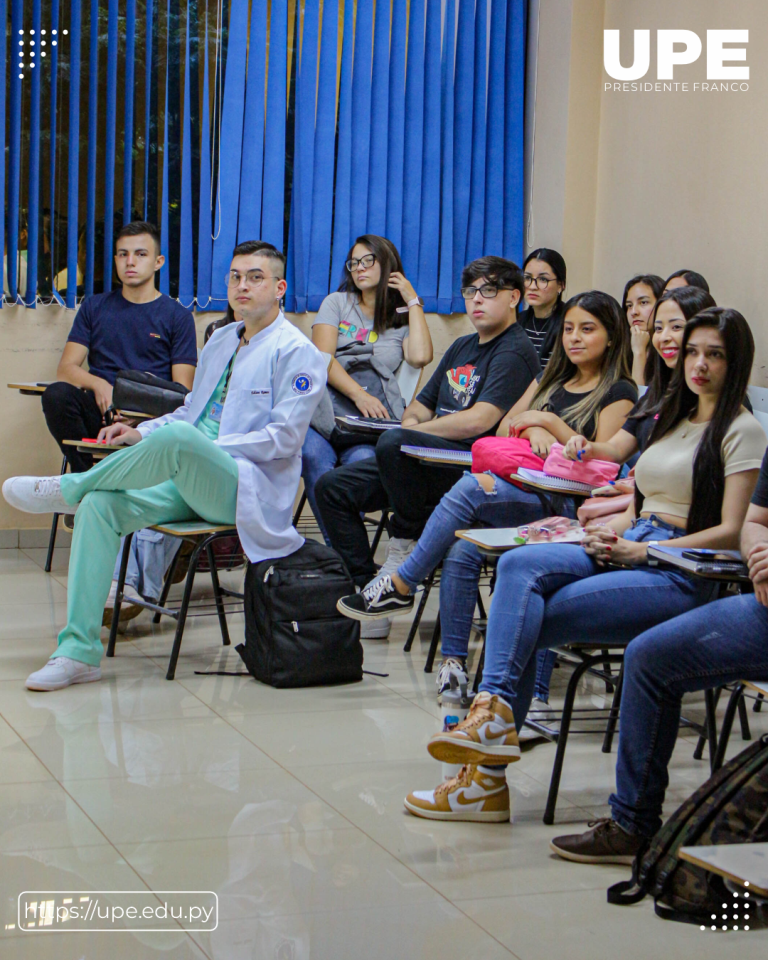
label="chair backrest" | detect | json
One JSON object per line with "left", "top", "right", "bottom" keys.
{"left": 396, "top": 361, "right": 424, "bottom": 406}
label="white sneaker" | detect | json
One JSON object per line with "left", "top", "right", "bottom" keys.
{"left": 436, "top": 657, "right": 469, "bottom": 702}
{"left": 360, "top": 617, "right": 392, "bottom": 639}
{"left": 3, "top": 476, "right": 77, "bottom": 515}
{"left": 26, "top": 656, "right": 102, "bottom": 691}
{"left": 371, "top": 537, "right": 417, "bottom": 584}
{"left": 519, "top": 698, "right": 552, "bottom": 741}
{"left": 104, "top": 581, "right": 143, "bottom": 609}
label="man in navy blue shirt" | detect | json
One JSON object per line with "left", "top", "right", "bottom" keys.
{"left": 42, "top": 221, "right": 198, "bottom": 472}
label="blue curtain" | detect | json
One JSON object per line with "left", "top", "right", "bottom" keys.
{"left": 2, "top": 0, "right": 527, "bottom": 314}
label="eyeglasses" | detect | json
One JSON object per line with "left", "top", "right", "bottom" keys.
{"left": 345, "top": 254, "right": 377, "bottom": 271}
{"left": 460, "top": 283, "right": 513, "bottom": 300}
{"left": 225, "top": 271, "right": 277, "bottom": 288}
{"left": 523, "top": 274, "right": 556, "bottom": 289}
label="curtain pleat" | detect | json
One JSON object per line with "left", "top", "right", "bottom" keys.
{"left": 2, "top": 0, "right": 528, "bottom": 314}
{"left": 84, "top": 0, "right": 99, "bottom": 296}
{"left": 65, "top": 0, "right": 82, "bottom": 308}
{"left": 0, "top": 0, "right": 5, "bottom": 308}
{"left": 24, "top": 0, "right": 43, "bottom": 307}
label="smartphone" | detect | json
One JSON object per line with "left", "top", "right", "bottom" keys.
{"left": 682, "top": 549, "right": 739, "bottom": 562}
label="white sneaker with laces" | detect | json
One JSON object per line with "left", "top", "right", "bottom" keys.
{"left": 2, "top": 476, "right": 77, "bottom": 515}
{"left": 26, "top": 656, "right": 102, "bottom": 692}
{"left": 360, "top": 618, "right": 393, "bottom": 639}
{"left": 436, "top": 657, "right": 469, "bottom": 702}
{"left": 370, "top": 537, "right": 417, "bottom": 584}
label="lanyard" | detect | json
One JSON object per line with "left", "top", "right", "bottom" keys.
{"left": 219, "top": 347, "right": 239, "bottom": 405}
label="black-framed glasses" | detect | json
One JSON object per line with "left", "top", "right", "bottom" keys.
{"left": 523, "top": 274, "right": 556, "bottom": 289}
{"left": 345, "top": 254, "right": 376, "bottom": 271}
{"left": 225, "top": 270, "right": 277, "bottom": 288}
{"left": 460, "top": 283, "right": 512, "bottom": 300}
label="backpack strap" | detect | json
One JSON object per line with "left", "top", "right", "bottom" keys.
{"left": 607, "top": 838, "right": 651, "bottom": 906}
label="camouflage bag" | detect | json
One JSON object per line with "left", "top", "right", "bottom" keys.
{"left": 607, "top": 734, "right": 768, "bottom": 927}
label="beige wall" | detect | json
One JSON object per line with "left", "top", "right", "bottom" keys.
{"left": 530, "top": 0, "right": 767, "bottom": 382}
{"left": 0, "top": 304, "right": 473, "bottom": 531}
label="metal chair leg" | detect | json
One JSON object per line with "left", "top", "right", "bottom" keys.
{"left": 704, "top": 687, "right": 721, "bottom": 773}
{"left": 601, "top": 661, "right": 624, "bottom": 754}
{"left": 166, "top": 539, "right": 205, "bottom": 680}
{"left": 693, "top": 686, "right": 722, "bottom": 760}
{"left": 370, "top": 510, "right": 389, "bottom": 556}
{"left": 601, "top": 649, "right": 615, "bottom": 695}
{"left": 754, "top": 693, "right": 765, "bottom": 713}
{"left": 154, "top": 545, "right": 183, "bottom": 624}
{"left": 107, "top": 533, "right": 134, "bottom": 658}
{"left": 292, "top": 490, "right": 307, "bottom": 528}
{"left": 543, "top": 652, "right": 625, "bottom": 825}
{"left": 476, "top": 590, "right": 487, "bottom": 621}
{"left": 424, "top": 614, "right": 441, "bottom": 674}
{"left": 712, "top": 684, "right": 745, "bottom": 772}
{"left": 472, "top": 640, "right": 485, "bottom": 693}
{"left": 44, "top": 455, "right": 69, "bottom": 572}
{"left": 738, "top": 693, "right": 752, "bottom": 741}
{"left": 403, "top": 568, "right": 435, "bottom": 652}
{"left": 206, "top": 540, "right": 231, "bottom": 646}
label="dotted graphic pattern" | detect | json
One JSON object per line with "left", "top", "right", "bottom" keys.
{"left": 16, "top": 27, "right": 68, "bottom": 79}
{"left": 700, "top": 885, "right": 753, "bottom": 932}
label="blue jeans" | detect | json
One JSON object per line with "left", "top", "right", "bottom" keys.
{"left": 480, "top": 517, "right": 718, "bottom": 730}
{"left": 398, "top": 472, "right": 576, "bottom": 692}
{"left": 300, "top": 427, "right": 376, "bottom": 545}
{"left": 111, "top": 530, "right": 182, "bottom": 602}
{"left": 611, "top": 593, "right": 768, "bottom": 837}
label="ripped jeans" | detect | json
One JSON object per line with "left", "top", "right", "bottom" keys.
{"left": 397, "top": 472, "right": 577, "bottom": 699}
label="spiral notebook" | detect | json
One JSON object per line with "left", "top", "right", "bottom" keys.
{"left": 400, "top": 445, "right": 473, "bottom": 466}
{"left": 335, "top": 416, "right": 402, "bottom": 433}
{"left": 515, "top": 468, "right": 594, "bottom": 496}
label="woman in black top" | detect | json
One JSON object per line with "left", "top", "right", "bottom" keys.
{"left": 566, "top": 285, "right": 716, "bottom": 463}
{"left": 519, "top": 249, "right": 566, "bottom": 369}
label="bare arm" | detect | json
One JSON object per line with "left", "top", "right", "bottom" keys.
{"left": 57, "top": 341, "right": 113, "bottom": 414}
{"left": 564, "top": 427, "right": 640, "bottom": 464}
{"left": 401, "top": 398, "right": 436, "bottom": 427}
{"left": 311, "top": 322, "right": 390, "bottom": 419}
{"left": 630, "top": 328, "right": 649, "bottom": 386}
{"left": 401, "top": 401, "right": 506, "bottom": 441}
{"left": 741, "top": 502, "right": 768, "bottom": 607}
{"left": 171, "top": 363, "right": 196, "bottom": 390}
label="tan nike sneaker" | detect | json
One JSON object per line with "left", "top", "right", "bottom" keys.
{"left": 404, "top": 765, "right": 510, "bottom": 822}
{"left": 427, "top": 691, "right": 520, "bottom": 765}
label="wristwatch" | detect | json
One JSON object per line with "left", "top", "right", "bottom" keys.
{"left": 647, "top": 540, "right": 659, "bottom": 565}
{"left": 396, "top": 296, "right": 424, "bottom": 313}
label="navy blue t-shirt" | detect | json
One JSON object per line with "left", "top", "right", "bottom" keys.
{"left": 67, "top": 290, "right": 198, "bottom": 385}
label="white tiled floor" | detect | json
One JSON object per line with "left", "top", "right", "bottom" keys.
{"left": 1, "top": 543, "right": 766, "bottom": 958}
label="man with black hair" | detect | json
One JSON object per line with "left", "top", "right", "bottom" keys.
{"left": 315, "top": 256, "right": 540, "bottom": 615}
{"left": 42, "top": 221, "right": 198, "bottom": 474}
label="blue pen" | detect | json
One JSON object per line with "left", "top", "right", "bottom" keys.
{"left": 576, "top": 450, "right": 583, "bottom": 461}
{"left": 609, "top": 480, "right": 616, "bottom": 485}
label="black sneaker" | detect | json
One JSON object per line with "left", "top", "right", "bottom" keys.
{"left": 337, "top": 575, "right": 415, "bottom": 620}
{"left": 550, "top": 818, "right": 645, "bottom": 865}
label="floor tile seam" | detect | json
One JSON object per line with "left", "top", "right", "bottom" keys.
{"left": 449, "top": 881, "right": 621, "bottom": 905}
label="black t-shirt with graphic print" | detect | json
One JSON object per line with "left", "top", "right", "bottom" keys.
{"left": 416, "top": 322, "right": 540, "bottom": 445}
{"left": 751, "top": 449, "right": 768, "bottom": 508}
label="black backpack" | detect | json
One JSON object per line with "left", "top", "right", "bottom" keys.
{"left": 236, "top": 540, "right": 363, "bottom": 688}
{"left": 608, "top": 734, "right": 768, "bottom": 927}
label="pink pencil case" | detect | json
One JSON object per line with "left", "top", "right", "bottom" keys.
{"left": 543, "top": 443, "right": 620, "bottom": 487}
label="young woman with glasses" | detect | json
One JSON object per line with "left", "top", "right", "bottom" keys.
{"left": 519, "top": 249, "right": 567, "bottom": 368}
{"left": 621, "top": 273, "right": 665, "bottom": 386}
{"left": 301, "top": 235, "right": 433, "bottom": 563}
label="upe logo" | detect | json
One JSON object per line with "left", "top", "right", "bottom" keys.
{"left": 604, "top": 29, "right": 749, "bottom": 82}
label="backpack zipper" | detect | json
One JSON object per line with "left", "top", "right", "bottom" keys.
{"left": 292, "top": 621, "right": 299, "bottom": 632}
{"left": 263, "top": 565, "right": 275, "bottom": 583}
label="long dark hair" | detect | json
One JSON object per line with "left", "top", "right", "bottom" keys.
{"left": 621, "top": 274, "right": 664, "bottom": 315}
{"left": 523, "top": 248, "right": 567, "bottom": 310}
{"left": 338, "top": 234, "right": 407, "bottom": 335}
{"left": 529, "top": 290, "right": 633, "bottom": 437}
{"left": 665, "top": 268, "right": 710, "bottom": 293}
{"left": 640, "top": 286, "right": 717, "bottom": 409}
{"left": 636, "top": 307, "right": 754, "bottom": 534}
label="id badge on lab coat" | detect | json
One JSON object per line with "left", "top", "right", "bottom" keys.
{"left": 209, "top": 401, "right": 224, "bottom": 422}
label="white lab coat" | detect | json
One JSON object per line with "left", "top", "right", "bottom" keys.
{"left": 136, "top": 312, "right": 327, "bottom": 562}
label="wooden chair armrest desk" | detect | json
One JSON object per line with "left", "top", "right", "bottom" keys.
{"left": 679, "top": 841, "right": 768, "bottom": 899}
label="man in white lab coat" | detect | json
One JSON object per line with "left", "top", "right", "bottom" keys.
{"left": 4, "top": 240, "right": 327, "bottom": 691}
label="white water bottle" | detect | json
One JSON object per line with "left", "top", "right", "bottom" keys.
{"left": 439, "top": 675, "right": 474, "bottom": 780}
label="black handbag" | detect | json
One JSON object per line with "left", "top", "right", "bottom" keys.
{"left": 112, "top": 370, "right": 189, "bottom": 417}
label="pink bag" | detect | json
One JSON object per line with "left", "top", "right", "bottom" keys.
{"left": 471, "top": 437, "right": 545, "bottom": 477}
{"left": 542, "top": 443, "right": 620, "bottom": 487}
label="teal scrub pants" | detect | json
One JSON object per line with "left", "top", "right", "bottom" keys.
{"left": 54, "top": 421, "right": 239, "bottom": 666}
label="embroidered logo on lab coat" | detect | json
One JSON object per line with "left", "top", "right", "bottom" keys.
{"left": 292, "top": 374, "right": 313, "bottom": 395}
